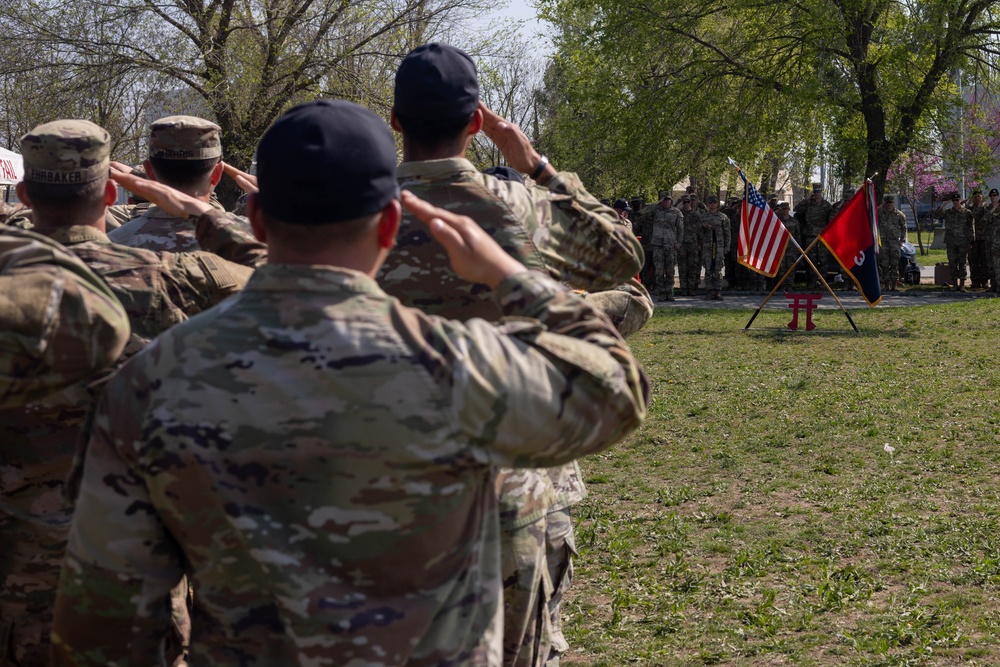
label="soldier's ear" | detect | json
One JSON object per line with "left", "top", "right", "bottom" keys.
{"left": 246, "top": 193, "right": 267, "bottom": 243}
{"left": 143, "top": 159, "right": 157, "bottom": 183}
{"left": 377, "top": 199, "right": 401, "bottom": 250}
{"left": 209, "top": 160, "right": 224, "bottom": 187}
{"left": 467, "top": 108, "right": 484, "bottom": 136}
{"left": 389, "top": 108, "right": 402, "bottom": 133}
{"left": 14, "top": 182, "right": 30, "bottom": 207}
{"left": 103, "top": 180, "right": 117, "bottom": 207}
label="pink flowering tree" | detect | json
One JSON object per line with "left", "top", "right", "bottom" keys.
{"left": 886, "top": 151, "right": 959, "bottom": 254}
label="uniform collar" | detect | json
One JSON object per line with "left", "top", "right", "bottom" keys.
{"left": 245, "top": 263, "right": 385, "bottom": 296}
{"left": 397, "top": 157, "right": 478, "bottom": 181}
{"left": 38, "top": 225, "right": 110, "bottom": 246}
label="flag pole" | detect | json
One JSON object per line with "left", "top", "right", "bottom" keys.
{"left": 743, "top": 236, "right": 809, "bottom": 329}
{"left": 744, "top": 235, "right": 858, "bottom": 333}
{"left": 796, "top": 242, "right": 860, "bottom": 333}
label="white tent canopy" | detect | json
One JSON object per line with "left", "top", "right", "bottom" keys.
{"left": 0, "top": 147, "right": 24, "bottom": 185}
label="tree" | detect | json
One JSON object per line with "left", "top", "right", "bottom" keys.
{"left": 886, "top": 150, "right": 957, "bottom": 253}
{"left": 536, "top": 0, "right": 1000, "bottom": 198}
{"left": 0, "top": 0, "right": 492, "bottom": 204}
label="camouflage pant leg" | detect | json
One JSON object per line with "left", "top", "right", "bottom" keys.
{"left": 701, "top": 251, "right": 723, "bottom": 291}
{"left": 947, "top": 243, "right": 968, "bottom": 280}
{"left": 885, "top": 246, "right": 900, "bottom": 288}
{"left": 501, "top": 518, "right": 552, "bottom": 667}
{"left": 652, "top": 246, "right": 666, "bottom": 292}
{"left": 640, "top": 245, "right": 655, "bottom": 286}
{"left": 679, "top": 244, "right": 700, "bottom": 291}
{"left": 544, "top": 509, "right": 576, "bottom": 667}
{"left": 993, "top": 237, "right": 1000, "bottom": 287}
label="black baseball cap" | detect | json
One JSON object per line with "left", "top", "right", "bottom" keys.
{"left": 256, "top": 100, "right": 399, "bottom": 225}
{"left": 990, "top": 188, "right": 999, "bottom": 196}
{"left": 394, "top": 43, "right": 479, "bottom": 121}
{"left": 951, "top": 193, "right": 961, "bottom": 200}
{"left": 613, "top": 198, "right": 631, "bottom": 211}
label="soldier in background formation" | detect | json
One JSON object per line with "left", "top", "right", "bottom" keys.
{"left": 50, "top": 98, "right": 649, "bottom": 665}
{"left": 640, "top": 191, "right": 682, "bottom": 300}
{"left": 612, "top": 197, "right": 633, "bottom": 232}
{"left": 774, "top": 200, "right": 800, "bottom": 287}
{"left": 967, "top": 189, "right": 989, "bottom": 289}
{"left": 793, "top": 183, "right": 833, "bottom": 287}
{"left": 678, "top": 195, "right": 702, "bottom": 295}
{"left": 698, "top": 195, "right": 730, "bottom": 300}
{"left": 109, "top": 116, "right": 229, "bottom": 252}
{"left": 987, "top": 188, "right": 1000, "bottom": 292}
{"left": 877, "top": 195, "right": 907, "bottom": 292}
{"left": 934, "top": 192, "right": 975, "bottom": 292}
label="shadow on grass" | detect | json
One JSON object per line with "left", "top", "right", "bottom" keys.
{"left": 743, "top": 327, "right": 915, "bottom": 339}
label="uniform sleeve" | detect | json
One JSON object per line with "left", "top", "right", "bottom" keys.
{"left": 426, "top": 271, "right": 649, "bottom": 469}
{"left": 675, "top": 211, "right": 684, "bottom": 242}
{"left": 503, "top": 173, "right": 643, "bottom": 290}
{"left": 584, "top": 277, "right": 653, "bottom": 338}
{"left": 52, "top": 371, "right": 181, "bottom": 665}
{"left": 164, "top": 250, "right": 255, "bottom": 315}
{"left": 0, "top": 229, "right": 129, "bottom": 407}
{"left": 195, "top": 209, "right": 268, "bottom": 267}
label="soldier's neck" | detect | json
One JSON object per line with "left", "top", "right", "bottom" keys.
{"left": 32, "top": 213, "right": 106, "bottom": 235}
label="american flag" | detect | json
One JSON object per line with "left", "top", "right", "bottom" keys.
{"left": 733, "top": 165, "right": 792, "bottom": 277}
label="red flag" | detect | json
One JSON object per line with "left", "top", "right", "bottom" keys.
{"left": 736, "top": 170, "right": 791, "bottom": 277}
{"left": 818, "top": 181, "right": 882, "bottom": 306}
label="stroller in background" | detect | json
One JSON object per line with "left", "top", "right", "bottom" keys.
{"left": 899, "top": 241, "right": 921, "bottom": 285}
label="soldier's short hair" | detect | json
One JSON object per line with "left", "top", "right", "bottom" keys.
{"left": 149, "top": 156, "right": 220, "bottom": 190}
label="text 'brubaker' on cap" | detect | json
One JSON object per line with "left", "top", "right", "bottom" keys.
{"left": 20, "top": 119, "right": 110, "bottom": 185}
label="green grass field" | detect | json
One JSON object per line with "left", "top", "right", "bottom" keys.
{"left": 564, "top": 300, "right": 1000, "bottom": 666}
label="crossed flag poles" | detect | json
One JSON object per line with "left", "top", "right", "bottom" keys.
{"left": 729, "top": 159, "right": 882, "bottom": 333}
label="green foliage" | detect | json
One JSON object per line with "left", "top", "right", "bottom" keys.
{"left": 536, "top": 0, "right": 1000, "bottom": 197}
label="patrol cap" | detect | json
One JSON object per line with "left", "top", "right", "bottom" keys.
{"left": 680, "top": 195, "right": 691, "bottom": 203}
{"left": 728, "top": 196, "right": 740, "bottom": 204}
{"left": 883, "top": 195, "right": 894, "bottom": 202}
{"left": 658, "top": 190, "right": 671, "bottom": 200}
{"left": 600, "top": 198, "right": 611, "bottom": 206}
{"left": 705, "top": 195, "right": 719, "bottom": 204}
{"left": 394, "top": 43, "right": 479, "bottom": 121}
{"left": 972, "top": 188, "right": 982, "bottom": 195}
{"left": 612, "top": 198, "right": 631, "bottom": 211}
{"left": 811, "top": 182, "right": 822, "bottom": 192}
{"left": 256, "top": 100, "right": 399, "bottom": 225}
{"left": 630, "top": 196, "right": 643, "bottom": 205}
{"left": 776, "top": 200, "right": 790, "bottom": 210}
{"left": 990, "top": 188, "right": 999, "bottom": 196}
{"left": 20, "top": 119, "right": 110, "bottom": 185}
{"left": 149, "top": 115, "right": 222, "bottom": 160}
{"left": 483, "top": 165, "right": 525, "bottom": 184}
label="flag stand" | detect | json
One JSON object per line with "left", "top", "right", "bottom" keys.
{"left": 743, "top": 237, "right": 859, "bottom": 333}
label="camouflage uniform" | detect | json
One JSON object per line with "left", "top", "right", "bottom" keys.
{"left": 877, "top": 205, "right": 906, "bottom": 291}
{"left": 1, "top": 119, "right": 255, "bottom": 666}
{"left": 52, "top": 266, "right": 649, "bottom": 665}
{"left": 379, "top": 157, "right": 644, "bottom": 667}
{"left": 634, "top": 203, "right": 656, "bottom": 286}
{"left": 935, "top": 204, "right": 974, "bottom": 286}
{"left": 990, "top": 204, "right": 1000, "bottom": 291}
{"left": 697, "top": 209, "right": 731, "bottom": 295}
{"left": 794, "top": 196, "right": 833, "bottom": 284}
{"left": 0, "top": 226, "right": 128, "bottom": 408}
{"left": 108, "top": 116, "right": 235, "bottom": 252}
{"left": 640, "top": 203, "right": 682, "bottom": 298}
{"left": 775, "top": 208, "right": 801, "bottom": 285}
{"left": 677, "top": 201, "right": 702, "bottom": 295}
{"left": 969, "top": 201, "right": 989, "bottom": 288}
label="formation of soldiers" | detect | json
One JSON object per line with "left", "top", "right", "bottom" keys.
{"left": 0, "top": 43, "right": 653, "bottom": 667}
{"left": 932, "top": 188, "right": 1000, "bottom": 292}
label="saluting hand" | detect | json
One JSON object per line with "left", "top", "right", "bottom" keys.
{"left": 110, "top": 164, "right": 212, "bottom": 219}
{"left": 400, "top": 191, "right": 526, "bottom": 289}
{"left": 223, "top": 162, "right": 259, "bottom": 194}
{"left": 478, "top": 103, "right": 555, "bottom": 182}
